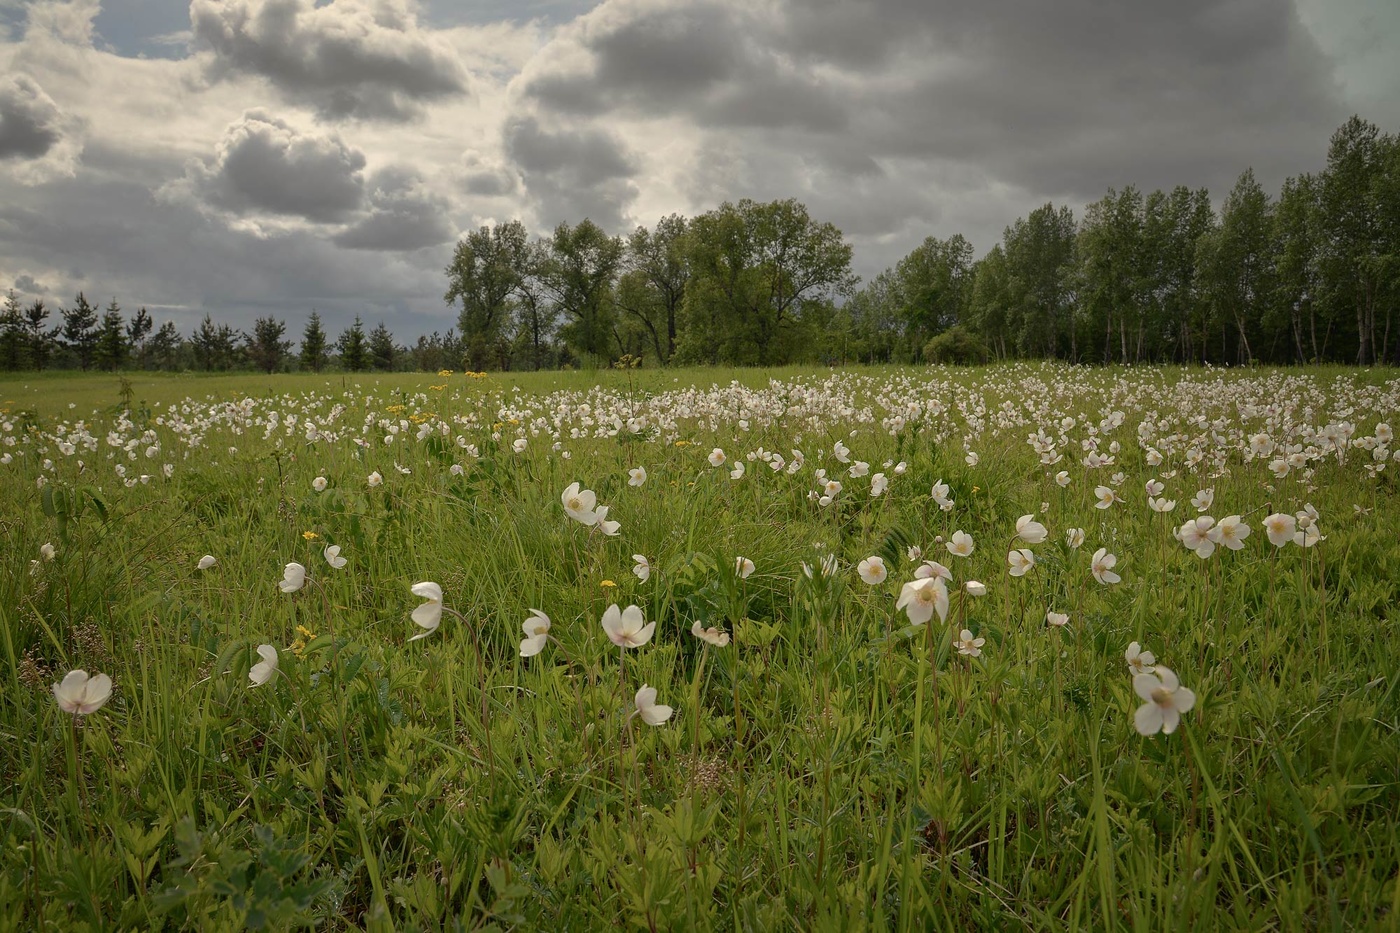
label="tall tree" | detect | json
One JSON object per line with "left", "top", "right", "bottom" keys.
{"left": 245, "top": 317, "right": 291, "bottom": 374}
{"left": 541, "top": 219, "right": 623, "bottom": 363}
{"left": 24, "top": 300, "right": 55, "bottom": 370}
{"left": 1196, "top": 169, "right": 1274, "bottom": 364}
{"left": 148, "top": 321, "right": 181, "bottom": 370}
{"left": 444, "top": 220, "right": 530, "bottom": 369}
{"left": 368, "top": 321, "right": 397, "bottom": 371}
{"left": 893, "top": 234, "right": 974, "bottom": 355}
{"left": 93, "top": 298, "right": 128, "bottom": 371}
{"left": 618, "top": 214, "right": 689, "bottom": 364}
{"left": 300, "top": 312, "right": 329, "bottom": 372}
{"left": 337, "top": 317, "right": 368, "bottom": 372}
{"left": 1004, "top": 203, "right": 1078, "bottom": 359}
{"left": 60, "top": 292, "right": 100, "bottom": 370}
{"left": 1318, "top": 115, "right": 1386, "bottom": 364}
{"left": 0, "top": 291, "right": 25, "bottom": 371}
{"left": 965, "top": 246, "right": 1014, "bottom": 360}
{"left": 127, "top": 307, "right": 153, "bottom": 368}
{"left": 681, "top": 199, "right": 856, "bottom": 365}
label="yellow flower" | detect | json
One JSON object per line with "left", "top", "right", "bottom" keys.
{"left": 600, "top": 579, "right": 617, "bottom": 588}
{"left": 972, "top": 486, "right": 981, "bottom": 493}
{"left": 674, "top": 440, "right": 690, "bottom": 447}
{"left": 296, "top": 624, "right": 317, "bottom": 639}
{"left": 302, "top": 531, "right": 320, "bottom": 540}
{"left": 438, "top": 369, "right": 454, "bottom": 377}
{"left": 430, "top": 384, "right": 446, "bottom": 391}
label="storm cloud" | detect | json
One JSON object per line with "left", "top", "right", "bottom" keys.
{"left": 190, "top": 0, "right": 469, "bottom": 121}
{"left": 0, "top": 74, "right": 65, "bottom": 161}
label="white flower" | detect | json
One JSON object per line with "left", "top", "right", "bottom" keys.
{"left": 312, "top": 476, "right": 328, "bottom": 492}
{"left": 279, "top": 562, "right": 307, "bottom": 593}
{"left": 955, "top": 628, "right": 985, "bottom": 657}
{"left": 1145, "top": 479, "right": 1164, "bottom": 497}
{"left": 1055, "top": 470, "right": 1071, "bottom": 487}
{"left": 1015, "top": 515, "right": 1048, "bottom": 544}
{"left": 323, "top": 544, "right": 347, "bottom": 569}
{"left": 690, "top": 621, "right": 730, "bottom": 647}
{"left": 914, "top": 560, "right": 952, "bottom": 582}
{"left": 1215, "top": 515, "right": 1250, "bottom": 550}
{"left": 52, "top": 670, "right": 113, "bottom": 715}
{"left": 601, "top": 604, "right": 655, "bottom": 648}
{"left": 1177, "top": 517, "right": 1219, "bottom": 558}
{"left": 1094, "top": 485, "right": 1119, "bottom": 509}
{"left": 946, "top": 530, "right": 974, "bottom": 557}
{"left": 857, "top": 556, "right": 887, "bottom": 585}
{"left": 906, "top": 545, "right": 923, "bottom": 563}
{"left": 40, "top": 542, "right": 56, "bottom": 561}
{"left": 1091, "top": 547, "right": 1121, "bottom": 585}
{"left": 594, "top": 504, "right": 621, "bottom": 536}
{"left": 708, "top": 448, "right": 727, "bottom": 467}
{"left": 1148, "top": 496, "right": 1176, "bottom": 513}
{"left": 409, "top": 582, "right": 443, "bottom": 641}
{"left": 832, "top": 440, "right": 851, "bottom": 463}
{"left": 1190, "top": 488, "right": 1214, "bottom": 512}
{"left": 1007, "top": 548, "right": 1035, "bottom": 577}
{"left": 634, "top": 684, "right": 674, "bottom": 726}
{"left": 249, "top": 645, "right": 278, "bottom": 686}
{"left": 197, "top": 554, "right": 217, "bottom": 570}
{"left": 964, "top": 580, "right": 987, "bottom": 596}
{"left": 897, "top": 576, "right": 949, "bottom": 626}
{"left": 1263, "top": 513, "right": 1296, "bottom": 547}
{"left": 1046, "top": 611, "right": 1070, "bottom": 627}
{"left": 869, "top": 472, "right": 888, "bottom": 497}
{"left": 519, "top": 610, "right": 551, "bottom": 657}
{"left": 561, "top": 482, "right": 599, "bottom": 525}
{"left": 1065, "top": 527, "right": 1085, "bottom": 549}
{"left": 1125, "top": 641, "right": 1156, "bottom": 675}
{"left": 735, "top": 556, "right": 754, "bottom": 579}
{"left": 730, "top": 462, "right": 745, "bottom": 480}
{"left": 450, "top": 464, "right": 465, "bottom": 476}
{"left": 965, "top": 451, "right": 980, "bottom": 467}
{"left": 367, "top": 471, "right": 383, "bottom": 487}
{"left": 628, "top": 466, "right": 647, "bottom": 486}
{"left": 1133, "top": 667, "right": 1196, "bottom": 735}
{"left": 632, "top": 554, "right": 651, "bottom": 582}
{"left": 512, "top": 438, "right": 528, "bottom": 453}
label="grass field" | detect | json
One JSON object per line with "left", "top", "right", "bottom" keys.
{"left": 2, "top": 363, "right": 1398, "bottom": 930}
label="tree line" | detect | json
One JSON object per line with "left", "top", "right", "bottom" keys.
{"left": 2, "top": 115, "right": 1394, "bottom": 374}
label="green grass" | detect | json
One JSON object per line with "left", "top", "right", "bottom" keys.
{"left": 1, "top": 363, "right": 1398, "bottom": 930}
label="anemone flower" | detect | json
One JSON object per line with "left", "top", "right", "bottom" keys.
{"left": 1091, "top": 547, "right": 1121, "bottom": 585}
{"left": 964, "top": 580, "right": 987, "bottom": 596}
{"left": 197, "top": 555, "right": 217, "bottom": 570}
{"left": 691, "top": 621, "right": 730, "bottom": 647}
{"left": 708, "top": 448, "right": 727, "bottom": 467}
{"left": 1007, "top": 548, "right": 1035, "bottom": 577}
{"left": 1015, "top": 515, "right": 1048, "bottom": 544}
{"left": 53, "top": 670, "right": 113, "bottom": 715}
{"left": 519, "top": 610, "right": 551, "bottom": 657}
{"left": 628, "top": 466, "right": 647, "bottom": 486}
{"left": 408, "top": 582, "right": 443, "bottom": 641}
{"left": 1133, "top": 667, "right": 1196, "bottom": 735}
{"left": 1046, "top": 611, "right": 1069, "bottom": 627}
{"left": 634, "top": 684, "right": 674, "bottom": 725}
{"left": 735, "top": 556, "right": 755, "bottom": 579}
{"left": 561, "top": 482, "right": 599, "bottom": 525}
{"left": 249, "top": 645, "right": 278, "bottom": 686}
{"left": 1177, "top": 516, "right": 1219, "bottom": 558}
{"left": 1215, "top": 515, "right": 1250, "bottom": 550}
{"left": 896, "top": 576, "right": 948, "bottom": 626}
{"left": 857, "top": 556, "right": 887, "bottom": 585}
{"left": 279, "top": 562, "right": 307, "bottom": 593}
{"left": 1065, "top": 527, "right": 1086, "bottom": 549}
{"left": 1125, "top": 641, "right": 1156, "bottom": 675}
{"left": 323, "top": 544, "right": 347, "bottom": 569}
{"left": 946, "top": 530, "right": 974, "bottom": 558}
{"left": 602, "top": 604, "right": 655, "bottom": 648}
{"left": 956, "top": 629, "right": 985, "bottom": 657}
{"left": 632, "top": 554, "right": 651, "bottom": 582}
{"left": 594, "top": 505, "right": 621, "bottom": 536}
{"left": 367, "top": 471, "right": 383, "bottom": 487}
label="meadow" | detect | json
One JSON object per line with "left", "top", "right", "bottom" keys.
{"left": 1, "top": 363, "right": 1398, "bottom": 931}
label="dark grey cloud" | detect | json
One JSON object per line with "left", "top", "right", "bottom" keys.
{"left": 522, "top": 0, "right": 1347, "bottom": 212}
{"left": 13, "top": 273, "right": 46, "bottom": 294}
{"left": 503, "top": 115, "right": 638, "bottom": 231}
{"left": 0, "top": 144, "right": 457, "bottom": 337}
{"left": 522, "top": 1, "right": 846, "bottom": 133}
{"left": 333, "top": 167, "right": 455, "bottom": 251}
{"left": 0, "top": 74, "right": 64, "bottom": 161}
{"left": 190, "top": 0, "right": 469, "bottom": 121}
{"left": 190, "top": 111, "right": 367, "bottom": 222}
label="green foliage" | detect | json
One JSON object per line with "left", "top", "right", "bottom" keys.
{"left": 922, "top": 324, "right": 989, "bottom": 365}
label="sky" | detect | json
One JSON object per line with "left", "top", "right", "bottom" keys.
{"left": 0, "top": 0, "right": 1397, "bottom": 341}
